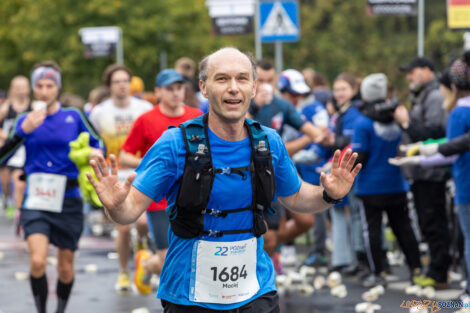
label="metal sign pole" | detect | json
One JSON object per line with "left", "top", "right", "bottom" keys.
{"left": 160, "top": 49, "right": 168, "bottom": 71}
{"left": 275, "top": 40, "right": 283, "bottom": 72}
{"left": 117, "top": 27, "right": 124, "bottom": 64}
{"left": 255, "top": 0, "right": 262, "bottom": 60}
{"left": 417, "top": 0, "right": 424, "bottom": 57}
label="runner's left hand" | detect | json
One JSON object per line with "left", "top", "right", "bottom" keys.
{"left": 319, "top": 149, "right": 361, "bottom": 200}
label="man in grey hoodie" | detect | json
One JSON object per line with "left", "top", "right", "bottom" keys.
{"left": 393, "top": 57, "right": 450, "bottom": 288}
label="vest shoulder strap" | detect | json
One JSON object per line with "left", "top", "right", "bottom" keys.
{"left": 245, "top": 118, "right": 270, "bottom": 150}
{"left": 180, "top": 115, "right": 271, "bottom": 153}
{"left": 179, "top": 115, "right": 207, "bottom": 155}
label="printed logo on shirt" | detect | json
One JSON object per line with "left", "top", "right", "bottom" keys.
{"left": 271, "top": 112, "right": 283, "bottom": 130}
{"left": 65, "top": 115, "right": 75, "bottom": 123}
{"left": 114, "top": 115, "right": 135, "bottom": 135}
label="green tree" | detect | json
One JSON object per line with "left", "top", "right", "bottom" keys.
{"left": 0, "top": 0, "right": 467, "bottom": 99}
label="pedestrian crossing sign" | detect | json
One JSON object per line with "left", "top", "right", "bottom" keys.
{"left": 260, "top": 1, "right": 300, "bottom": 42}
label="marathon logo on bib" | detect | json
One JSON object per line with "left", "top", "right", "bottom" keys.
{"left": 214, "top": 242, "right": 248, "bottom": 256}
{"left": 190, "top": 238, "right": 259, "bottom": 304}
{"left": 24, "top": 173, "right": 67, "bottom": 213}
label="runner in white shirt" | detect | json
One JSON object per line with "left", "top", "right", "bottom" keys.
{"left": 89, "top": 64, "right": 152, "bottom": 292}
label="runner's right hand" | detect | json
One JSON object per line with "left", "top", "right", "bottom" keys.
{"left": 21, "top": 109, "right": 47, "bottom": 134}
{"left": 86, "top": 154, "right": 136, "bottom": 211}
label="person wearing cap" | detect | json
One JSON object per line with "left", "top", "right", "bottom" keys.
{"left": 353, "top": 73, "right": 422, "bottom": 287}
{"left": 282, "top": 69, "right": 332, "bottom": 268}
{"left": 390, "top": 52, "right": 470, "bottom": 297}
{"left": 392, "top": 70, "right": 466, "bottom": 158}
{"left": 394, "top": 70, "right": 470, "bottom": 158}
{"left": 89, "top": 64, "right": 153, "bottom": 293}
{"left": 119, "top": 69, "right": 202, "bottom": 295}
{"left": 274, "top": 68, "right": 329, "bottom": 254}
{"left": 87, "top": 47, "right": 360, "bottom": 312}
{"left": 394, "top": 56, "right": 451, "bottom": 288}
{"left": 1, "top": 60, "right": 104, "bottom": 313}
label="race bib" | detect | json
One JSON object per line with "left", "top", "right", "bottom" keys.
{"left": 24, "top": 173, "right": 67, "bottom": 213}
{"left": 189, "top": 238, "right": 259, "bottom": 304}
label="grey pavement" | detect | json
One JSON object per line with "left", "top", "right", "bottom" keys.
{"left": 0, "top": 210, "right": 465, "bottom": 313}
{"left": 0, "top": 213, "right": 162, "bottom": 313}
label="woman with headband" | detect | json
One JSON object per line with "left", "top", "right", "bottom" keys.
{"left": 5, "top": 61, "right": 104, "bottom": 313}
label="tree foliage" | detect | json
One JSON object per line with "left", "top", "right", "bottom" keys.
{"left": 0, "top": 0, "right": 467, "bottom": 98}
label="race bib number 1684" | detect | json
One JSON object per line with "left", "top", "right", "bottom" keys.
{"left": 189, "top": 237, "right": 260, "bottom": 304}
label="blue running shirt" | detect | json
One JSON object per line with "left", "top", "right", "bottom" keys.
{"left": 133, "top": 120, "right": 302, "bottom": 309}
{"left": 13, "top": 106, "right": 103, "bottom": 198}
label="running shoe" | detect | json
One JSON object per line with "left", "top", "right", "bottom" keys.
{"left": 134, "top": 250, "right": 152, "bottom": 295}
{"left": 303, "top": 253, "right": 328, "bottom": 268}
{"left": 413, "top": 275, "right": 447, "bottom": 289}
{"left": 115, "top": 271, "right": 131, "bottom": 292}
{"left": 362, "top": 272, "right": 387, "bottom": 288}
{"left": 134, "top": 236, "right": 149, "bottom": 253}
{"left": 5, "top": 205, "right": 15, "bottom": 220}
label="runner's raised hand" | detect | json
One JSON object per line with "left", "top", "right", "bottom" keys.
{"left": 320, "top": 149, "right": 361, "bottom": 200}
{"left": 86, "top": 154, "right": 136, "bottom": 211}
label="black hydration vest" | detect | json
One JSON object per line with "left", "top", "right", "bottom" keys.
{"left": 168, "top": 114, "right": 276, "bottom": 239}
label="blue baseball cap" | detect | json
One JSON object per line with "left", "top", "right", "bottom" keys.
{"left": 155, "top": 69, "right": 184, "bottom": 87}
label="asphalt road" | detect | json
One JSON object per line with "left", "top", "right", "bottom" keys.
{"left": 0, "top": 210, "right": 465, "bottom": 313}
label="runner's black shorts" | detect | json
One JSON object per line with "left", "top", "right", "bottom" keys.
{"left": 161, "top": 291, "right": 279, "bottom": 313}
{"left": 147, "top": 210, "right": 169, "bottom": 250}
{"left": 263, "top": 200, "right": 286, "bottom": 230}
{"left": 21, "top": 197, "right": 84, "bottom": 251}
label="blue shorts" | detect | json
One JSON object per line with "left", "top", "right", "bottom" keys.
{"left": 147, "top": 210, "right": 169, "bottom": 250}
{"left": 21, "top": 197, "right": 84, "bottom": 251}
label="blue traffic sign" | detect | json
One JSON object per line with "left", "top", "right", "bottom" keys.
{"left": 259, "top": 1, "right": 300, "bottom": 43}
